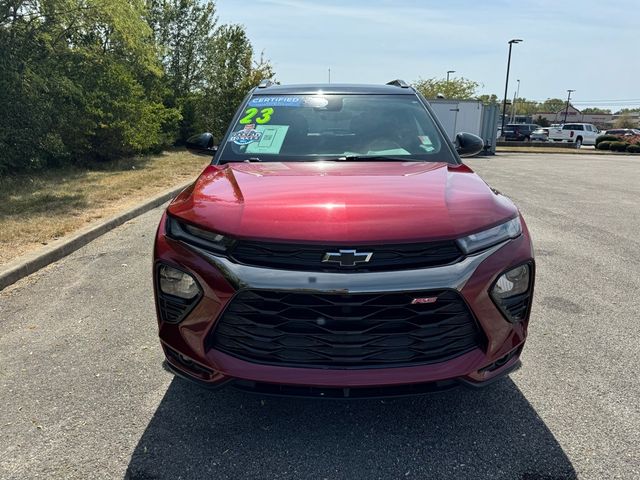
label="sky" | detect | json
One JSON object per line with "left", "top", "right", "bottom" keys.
{"left": 217, "top": 0, "right": 640, "bottom": 112}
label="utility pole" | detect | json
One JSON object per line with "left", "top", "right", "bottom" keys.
{"left": 447, "top": 70, "right": 455, "bottom": 82}
{"left": 501, "top": 39, "right": 523, "bottom": 138}
{"left": 511, "top": 79, "right": 520, "bottom": 123}
{"left": 564, "top": 89, "right": 575, "bottom": 123}
{"left": 328, "top": 68, "right": 331, "bottom": 84}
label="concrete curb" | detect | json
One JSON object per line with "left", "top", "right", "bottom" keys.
{"left": 0, "top": 181, "right": 191, "bottom": 291}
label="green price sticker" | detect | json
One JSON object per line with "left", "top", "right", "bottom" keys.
{"left": 239, "top": 107, "right": 274, "bottom": 125}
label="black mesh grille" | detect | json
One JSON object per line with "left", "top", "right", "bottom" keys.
{"left": 498, "top": 292, "right": 532, "bottom": 322}
{"left": 230, "top": 240, "right": 463, "bottom": 272}
{"left": 157, "top": 294, "right": 197, "bottom": 323}
{"left": 210, "top": 289, "right": 483, "bottom": 368}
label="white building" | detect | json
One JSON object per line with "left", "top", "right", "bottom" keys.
{"left": 534, "top": 105, "right": 614, "bottom": 129}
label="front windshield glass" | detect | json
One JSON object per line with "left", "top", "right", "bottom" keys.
{"left": 218, "top": 94, "right": 455, "bottom": 163}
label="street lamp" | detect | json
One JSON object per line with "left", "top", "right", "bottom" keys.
{"left": 511, "top": 79, "right": 521, "bottom": 123}
{"left": 447, "top": 70, "right": 455, "bottom": 82}
{"left": 500, "top": 39, "right": 523, "bottom": 138}
{"left": 563, "top": 89, "right": 575, "bottom": 123}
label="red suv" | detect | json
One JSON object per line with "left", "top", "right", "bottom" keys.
{"left": 153, "top": 80, "right": 535, "bottom": 398}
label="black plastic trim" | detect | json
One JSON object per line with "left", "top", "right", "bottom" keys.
{"left": 489, "top": 261, "right": 535, "bottom": 323}
{"left": 231, "top": 378, "right": 460, "bottom": 399}
{"left": 165, "top": 215, "right": 235, "bottom": 256}
{"left": 458, "top": 360, "right": 522, "bottom": 389}
{"left": 154, "top": 262, "right": 203, "bottom": 324}
{"left": 162, "top": 360, "right": 232, "bottom": 391}
{"left": 229, "top": 239, "right": 464, "bottom": 273}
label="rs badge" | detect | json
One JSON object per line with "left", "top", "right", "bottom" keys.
{"left": 411, "top": 297, "right": 438, "bottom": 304}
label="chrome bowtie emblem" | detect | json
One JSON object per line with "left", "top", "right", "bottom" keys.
{"left": 322, "top": 249, "right": 373, "bottom": 267}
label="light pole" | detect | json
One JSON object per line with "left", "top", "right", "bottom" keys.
{"left": 563, "top": 89, "right": 575, "bottom": 123}
{"left": 511, "top": 79, "right": 520, "bottom": 123}
{"left": 447, "top": 70, "right": 455, "bottom": 82}
{"left": 501, "top": 39, "right": 522, "bottom": 137}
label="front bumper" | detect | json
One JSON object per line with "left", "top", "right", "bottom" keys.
{"left": 154, "top": 214, "right": 535, "bottom": 393}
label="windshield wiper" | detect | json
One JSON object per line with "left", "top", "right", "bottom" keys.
{"left": 323, "top": 155, "right": 417, "bottom": 162}
{"left": 220, "top": 157, "right": 261, "bottom": 164}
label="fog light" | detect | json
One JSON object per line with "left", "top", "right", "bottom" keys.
{"left": 492, "top": 264, "right": 529, "bottom": 299}
{"left": 158, "top": 265, "right": 199, "bottom": 299}
{"left": 491, "top": 264, "right": 532, "bottom": 322}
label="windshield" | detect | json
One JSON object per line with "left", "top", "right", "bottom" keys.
{"left": 217, "top": 94, "right": 455, "bottom": 163}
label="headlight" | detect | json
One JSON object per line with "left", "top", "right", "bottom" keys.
{"left": 490, "top": 263, "right": 533, "bottom": 323}
{"left": 165, "top": 216, "right": 234, "bottom": 253}
{"left": 158, "top": 265, "right": 200, "bottom": 299}
{"left": 457, "top": 217, "right": 522, "bottom": 254}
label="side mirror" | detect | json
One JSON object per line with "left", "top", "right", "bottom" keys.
{"left": 185, "top": 133, "right": 217, "bottom": 156}
{"left": 455, "top": 132, "right": 484, "bottom": 158}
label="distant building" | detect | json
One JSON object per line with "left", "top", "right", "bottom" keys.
{"left": 533, "top": 104, "right": 613, "bottom": 129}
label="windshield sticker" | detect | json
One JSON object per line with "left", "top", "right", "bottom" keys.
{"left": 245, "top": 125, "right": 289, "bottom": 155}
{"left": 303, "top": 96, "right": 329, "bottom": 108}
{"left": 229, "top": 124, "right": 262, "bottom": 145}
{"left": 240, "top": 107, "right": 274, "bottom": 125}
{"left": 418, "top": 135, "right": 435, "bottom": 152}
{"left": 248, "top": 96, "right": 302, "bottom": 108}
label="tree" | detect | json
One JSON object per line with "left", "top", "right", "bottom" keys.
{"left": 614, "top": 113, "right": 637, "bottom": 128}
{"left": 477, "top": 94, "right": 498, "bottom": 104}
{"left": 0, "top": 0, "right": 179, "bottom": 172}
{"left": 413, "top": 77, "right": 479, "bottom": 99}
{"left": 535, "top": 116, "right": 550, "bottom": 127}
{"left": 538, "top": 98, "right": 566, "bottom": 113}
{"left": 146, "top": 0, "right": 219, "bottom": 141}
{"left": 146, "top": 0, "right": 217, "bottom": 101}
{"left": 581, "top": 107, "right": 611, "bottom": 114}
{"left": 511, "top": 98, "right": 538, "bottom": 116}
{"left": 145, "top": 4, "right": 274, "bottom": 142}
{"left": 201, "top": 24, "right": 274, "bottom": 138}
{"left": 0, "top": 0, "right": 273, "bottom": 173}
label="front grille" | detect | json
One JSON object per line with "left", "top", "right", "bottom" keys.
{"left": 230, "top": 240, "right": 463, "bottom": 272}
{"left": 210, "top": 289, "right": 483, "bottom": 368}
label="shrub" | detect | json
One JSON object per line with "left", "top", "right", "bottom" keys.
{"left": 609, "top": 141, "right": 630, "bottom": 152}
{"left": 627, "top": 144, "right": 640, "bottom": 153}
{"left": 595, "top": 134, "right": 621, "bottom": 146}
{"left": 625, "top": 135, "right": 640, "bottom": 145}
{"left": 596, "top": 141, "right": 611, "bottom": 150}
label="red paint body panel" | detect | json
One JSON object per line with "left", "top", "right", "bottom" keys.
{"left": 154, "top": 160, "right": 535, "bottom": 392}
{"left": 168, "top": 162, "right": 518, "bottom": 243}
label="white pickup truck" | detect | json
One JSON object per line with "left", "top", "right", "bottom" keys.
{"left": 548, "top": 123, "right": 600, "bottom": 147}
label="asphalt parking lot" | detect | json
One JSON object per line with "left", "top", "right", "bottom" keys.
{"left": 1, "top": 153, "right": 639, "bottom": 479}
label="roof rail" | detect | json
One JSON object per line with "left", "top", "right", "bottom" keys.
{"left": 386, "top": 79, "right": 410, "bottom": 88}
{"left": 257, "top": 79, "right": 275, "bottom": 88}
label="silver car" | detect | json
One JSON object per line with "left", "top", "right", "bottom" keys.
{"left": 531, "top": 127, "right": 550, "bottom": 142}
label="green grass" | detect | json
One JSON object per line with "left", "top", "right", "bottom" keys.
{"left": 0, "top": 150, "right": 209, "bottom": 265}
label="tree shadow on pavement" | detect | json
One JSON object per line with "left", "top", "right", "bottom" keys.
{"left": 125, "top": 377, "right": 576, "bottom": 480}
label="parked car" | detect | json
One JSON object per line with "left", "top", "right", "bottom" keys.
{"left": 604, "top": 128, "right": 640, "bottom": 137}
{"left": 548, "top": 123, "right": 599, "bottom": 147}
{"left": 531, "top": 127, "right": 550, "bottom": 142}
{"left": 502, "top": 123, "right": 539, "bottom": 141}
{"left": 153, "top": 80, "right": 535, "bottom": 397}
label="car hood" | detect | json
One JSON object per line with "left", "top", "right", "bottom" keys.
{"left": 167, "top": 161, "right": 518, "bottom": 243}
